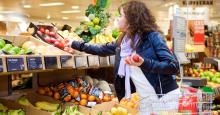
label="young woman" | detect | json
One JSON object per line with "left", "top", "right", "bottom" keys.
{"left": 68, "top": 1, "right": 180, "bottom": 113}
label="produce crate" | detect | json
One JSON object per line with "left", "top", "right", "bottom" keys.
{"left": 0, "top": 98, "right": 27, "bottom": 113}
{"left": 5, "top": 92, "right": 61, "bottom": 115}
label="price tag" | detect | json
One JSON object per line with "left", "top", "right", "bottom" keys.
{"left": 0, "top": 58, "right": 3, "bottom": 72}
{"left": 75, "top": 56, "right": 88, "bottom": 68}
{"left": 88, "top": 55, "right": 99, "bottom": 67}
{"left": 27, "top": 57, "right": 43, "bottom": 70}
{"left": 6, "top": 57, "right": 25, "bottom": 72}
{"left": 60, "top": 55, "right": 73, "bottom": 68}
{"left": 99, "top": 56, "right": 110, "bottom": 66}
{"left": 44, "top": 56, "right": 58, "bottom": 69}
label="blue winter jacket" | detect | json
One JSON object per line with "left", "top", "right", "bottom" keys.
{"left": 71, "top": 32, "right": 179, "bottom": 96}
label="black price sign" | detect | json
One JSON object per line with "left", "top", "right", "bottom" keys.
{"left": 6, "top": 57, "right": 24, "bottom": 72}
{"left": 0, "top": 58, "right": 3, "bottom": 72}
{"left": 60, "top": 55, "right": 72, "bottom": 68}
{"left": 27, "top": 57, "right": 43, "bottom": 70}
{"left": 44, "top": 56, "right": 58, "bottom": 69}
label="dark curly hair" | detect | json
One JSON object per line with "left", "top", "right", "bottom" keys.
{"left": 117, "top": 0, "right": 159, "bottom": 49}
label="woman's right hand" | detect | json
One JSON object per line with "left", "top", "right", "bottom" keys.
{"left": 64, "top": 38, "right": 74, "bottom": 47}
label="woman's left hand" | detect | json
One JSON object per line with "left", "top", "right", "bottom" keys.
{"left": 125, "top": 54, "right": 144, "bottom": 66}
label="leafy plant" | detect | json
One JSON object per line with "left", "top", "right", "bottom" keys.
{"left": 74, "top": 0, "right": 111, "bottom": 42}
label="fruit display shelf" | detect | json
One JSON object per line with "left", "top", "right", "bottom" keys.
{"left": 0, "top": 35, "right": 74, "bottom": 73}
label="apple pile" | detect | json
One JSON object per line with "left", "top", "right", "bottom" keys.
{"left": 36, "top": 26, "right": 75, "bottom": 54}
{"left": 0, "top": 38, "right": 33, "bottom": 55}
{"left": 184, "top": 67, "right": 220, "bottom": 83}
{"left": 37, "top": 77, "right": 114, "bottom": 107}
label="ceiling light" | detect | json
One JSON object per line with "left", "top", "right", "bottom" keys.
{"left": 72, "top": 6, "right": 79, "bottom": 9}
{"left": 62, "top": 17, "right": 69, "bottom": 20}
{"left": 39, "top": 2, "right": 64, "bottom": 7}
{"left": 23, "top": 5, "right": 31, "bottom": 8}
{"left": 0, "top": 11, "right": 16, "bottom": 14}
{"left": 61, "top": 10, "right": 81, "bottom": 14}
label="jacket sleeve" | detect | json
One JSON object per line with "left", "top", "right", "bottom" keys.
{"left": 71, "top": 41, "right": 116, "bottom": 56}
{"left": 140, "top": 32, "right": 179, "bottom": 75}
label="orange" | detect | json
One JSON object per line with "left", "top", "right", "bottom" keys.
{"left": 44, "top": 87, "right": 50, "bottom": 92}
{"left": 37, "top": 88, "right": 46, "bottom": 95}
{"left": 80, "top": 93, "right": 88, "bottom": 99}
{"left": 103, "top": 95, "right": 110, "bottom": 102}
{"left": 54, "top": 92, "right": 60, "bottom": 100}
{"left": 47, "top": 91, "right": 53, "bottom": 97}
{"left": 79, "top": 99, "right": 87, "bottom": 106}
{"left": 88, "top": 95, "right": 96, "bottom": 101}
{"left": 64, "top": 95, "right": 71, "bottom": 102}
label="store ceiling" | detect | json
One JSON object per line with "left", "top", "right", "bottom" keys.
{"left": 0, "top": 0, "right": 220, "bottom": 24}
{"left": 0, "top": 0, "right": 166, "bottom": 22}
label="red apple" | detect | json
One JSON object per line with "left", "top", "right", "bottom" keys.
{"left": 50, "top": 38, "right": 56, "bottom": 43}
{"left": 37, "top": 30, "right": 42, "bottom": 35}
{"left": 59, "top": 43, "right": 65, "bottom": 49}
{"left": 54, "top": 41, "right": 60, "bottom": 47}
{"left": 39, "top": 27, "right": 45, "bottom": 33}
{"left": 132, "top": 54, "right": 140, "bottom": 62}
{"left": 49, "top": 32, "right": 55, "bottom": 37}
{"left": 44, "top": 36, "right": 51, "bottom": 43}
{"left": 45, "top": 29, "right": 50, "bottom": 35}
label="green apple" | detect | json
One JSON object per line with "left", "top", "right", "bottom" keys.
{"left": 0, "top": 39, "right": 6, "bottom": 46}
{"left": 18, "top": 49, "right": 25, "bottom": 55}
{"left": 0, "top": 42, "right": 5, "bottom": 49}
{"left": 11, "top": 46, "right": 20, "bottom": 54}
{"left": 2, "top": 44, "right": 13, "bottom": 52}
{"left": 8, "top": 50, "right": 16, "bottom": 55}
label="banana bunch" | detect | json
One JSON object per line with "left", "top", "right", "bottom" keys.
{"left": 89, "top": 34, "right": 115, "bottom": 44}
{"left": 35, "top": 101, "right": 60, "bottom": 112}
{"left": 16, "top": 96, "right": 33, "bottom": 107}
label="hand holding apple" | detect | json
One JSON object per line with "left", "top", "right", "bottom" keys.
{"left": 124, "top": 54, "right": 144, "bottom": 66}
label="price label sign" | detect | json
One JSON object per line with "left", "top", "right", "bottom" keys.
{"left": 27, "top": 57, "right": 43, "bottom": 70}
{"left": 44, "top": 56, "right": 58, "bottom": 69}
{"left": 60, "top": 55, "right": 73, "bottom": 68}
{"left": 6, "top": 57, "right": 25, "bottom": 72}
{"left": 0, "top": 58, "right": 3, "bottom": 72}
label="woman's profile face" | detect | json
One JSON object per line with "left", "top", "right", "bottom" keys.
{"left": 118, "top": 8, "right": 128, "bottom": 32}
